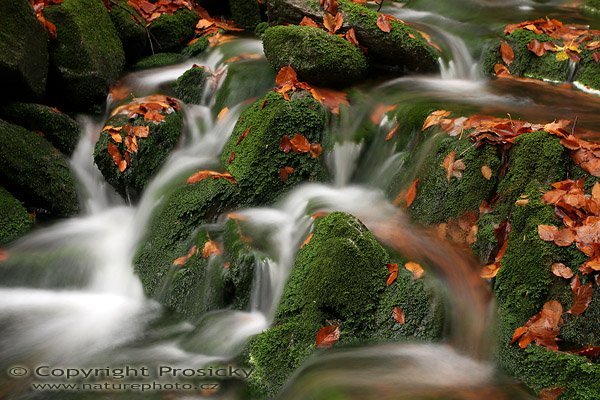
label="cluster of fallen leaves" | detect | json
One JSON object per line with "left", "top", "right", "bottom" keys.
{"left": 103, "top": 95, "right": 179, "bottom": 172}
{"left": 423, "top": 110, "right": 600, "bottom": 177}
{"left": 274, "top": 66, "right": 349, "bottom": 114}
{"left": 126, "top": 0, "right": 193, "bottom": 25}
{"left": 192, "top": 8, "right": 243, "bottom": 47}
{"left": 494, "top": 18, "right": 600, "bottom": 78}
{"left": 278, "top": 133, "right": 323, "bottom": 183}
{"left": 385, "top": 261, "right": 425, "bottom": 286}
{"left": 172, "top": 239, "right": 223, "bottom": 266}
{"left": 30, "top": 0, "right": 63, "bottom": 38}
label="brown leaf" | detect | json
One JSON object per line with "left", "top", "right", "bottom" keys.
{"left": 405, "top": 179, "right": 419, "bottom": 208}
{"left": 299, "top": 16, "right": 320, "bottom": 27}
{"left": 187, "top": 170, "right": 238, "bottom": 185}
{"left": 275, "top": 65, "right": 298, "bottom": 87}
{"left": 316, "top": 325, "right": 340, "bottom": 348}
{"left": 301, "top": 232, "right": 313, "bottom": 248}
{"left": 480, "top": 263, "right": 501, "bottom": 279}
{"left": 538, "top": 225, "right": 559, "bottom": 242}
{"left": 500, "top": 41, "right": 515, "bottom": 65}
{"left": 568, "top": 282, "right": 593, "bottom": 315}
{"left": 280, "top": 135, "right": 292, "bottom": 153}
{"left": 290, "top": 134, "right": 311, "bottom": 153}
{"left": 481, "top": 165, "right": 492, "bottom": 180}
{"left": 551, "top": 263, "right": 574, "bottom": 279}
{"left": 386, "top": 263, "right": 399, "bottom": 286}
{"left": 376, "top": 14, "right": 391, "bottom": 33}
{"left": 236, "top": 127, "right": 251, "bottom": 145}
{"left": 494, "top": 63, "right": 511, "bottom": 77}
{"left": 107, "top": 142, "right": 126, "bottom": 172}
{"left": 323, "top": 12, "right": 343, "bottom": 34}
{"left": 309, "top": 143, "right": 323, "bottom": 158}
{"left": 404, "top": 261, "right": 425, "bottom": 279}
{"left": 228, "top": 152, "right": 235, "bottom": 164}
{"left": 539, "top": 387, "right": 565, "bottom": 400}
{"left": 173, "top": 245, "right": 197, "bottom": 266}
{"left": 385, "top": 124, "right": 399, "bottom": 141}
{"left": 422, "top": 110, "right": 452, "bottom": 131}
{"left": 392, "top": 307, "right": 405, "bottom": 324}
{"left": 527, "top": 39, "right": 546, "bottom": 57}
{"left": 202, "top": 240, "right": 222, "bottom": 258}
{"left": 569, "top": 346, "right": 600, "bottom": 360}
{"left": 279, "top": 166, "right": 295, "bottom": 182}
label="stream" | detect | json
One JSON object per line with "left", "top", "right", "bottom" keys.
{"left": 2, "top": 0, "right": 600, "bottom": 399}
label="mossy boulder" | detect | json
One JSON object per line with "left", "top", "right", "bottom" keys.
{"left": 0, "top": 0, "right": 48, "bottom": 100}
{"left": 173, "top": 65, "right": 212, "bottom": 104}
{"left": 213, "top": 59, "right": 276, "bottom": 111}
{"left": 0, "top": 102, "right": 80, "bottom": 155}
{"left": 43, "top": 0, "right": 125, "bottom": 111}
{"left": 229, "top": 0, "right": 262, "bottom": 30}
{"left": 181, "top": 36, "right": 210, "bottom": 58}
{"left": 262, "top": 25, "right": 369, "bottom": 86}
{"left": 147, "top": 9, "right": 199, "bottom": 53}
{"left": 266, "top": 0, "right": 439, "bottom": 72}
{"left": 0, "top": 187, "right": 32, "bottom": 245}
{"left": 0, "top": 119, "right": 79, "bottom": 216}
{"left": 93, "top": 110, "right": 183, "bottom": 199}
{"left": 131, "top": 53, "right": 186, "bottom": 71}
{"left": 221, "top": 91, "right": 328, "bottom": 204}
{"left": 247, "top": 212, "right": 389, "bottom": 396}
{"left": 134, "top": 178, "right": 241, "bottom": 299}
{"left": 108, "top": 0, "right": 148, "bottom": 63}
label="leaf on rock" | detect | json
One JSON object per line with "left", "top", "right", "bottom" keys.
{"left": 405, "top": 179, "right": 419, "bottom": 208}
{"left": 300, "top": 16, "right": 320, "bottom": 27}
{"left": 323, "top": 12, "right": 343, "bottom": 34}
{"left": 279, "top": 166, "right": 295, "bottom": 183}
{"left": 405, "top": 261, "right": 425, "bottom": 279}
{"left": 422, "top": 110, "right": 451, "bottom": 131}
{"left": 392, "top": 307, "right": 405, "bottom": 324}
{"left": 301, "top": 232, "right": 313, "bottom": 248}
{"left": 202, "top": 240, "right": 222, "bottom": 258}
{"left": 480, "top": 263, "right": 500, "bottom": 279}
{"left": 538, "top": 387, "right": 565, "bottom": 400}
{"left": 551, "top": 263, "right": 574, "bottom": 279}
{"left": 316, "top": 325, "right": 340, "bottom": 348}
{"left": 236, "top": 127, "right": 251, "bottom": 145}
{"left": 568, "top": 282, "right": 593, "bottom": 315}
{"left": 500, "top": 41, "right": 515, "bottom": 65}
{"left": 376, "top": 14, "right": 391, "bottom": 33}
{"left": 173, "top": 245, "right": 197, "bottom": 266}
{"left": 386, "top": 263, "right": 399, "bottom": 286}
{"left": 187, "top": 170, "right": 238, "bottom": 185}
{"left": 481, "top": 165, "right": 492, "bottom": 180}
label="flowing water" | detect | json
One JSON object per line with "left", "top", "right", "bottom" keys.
{"left": 2, "top": 1, "right": 600, "bottom": 398}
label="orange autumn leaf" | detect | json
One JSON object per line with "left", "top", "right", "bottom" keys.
{"left": 405, "top": 179, "right": 419, "bottom": 208}
{"left": 310, "top": 87, "right": 349, "bottom": 114}
{"left": 480, "top": 263, "right": 501, "bottom": 279}
{"left": 173, "top": 245, "right": 197, "bottom": 266}
{"left": 568, "top": 282, "right": 593, "bottom": 315}
{"left": 481, "top": 165, "right": 492, "bottom": 180}
{"left": 422, "top": 110, "right": 451, "bottom": 131}
{"left": 202, "top": 240, "right": 222, "bottom": 258}
{"left": 279, "top": 166, "right": 295, "bottom": 183}
{"left": 510, "top": 300, "right": 563, "bottom": 351}
{"left": 376, "top": 13, "right": 391, "bottom": 33}
{"left": 385, "top": 124, "right": 399, "bottom": 141}
{"left": 300, "top": 16, "right": 320, "bottom": 28}
{"left": 275, "top": 65, "right": 298, "bottom": 87}
{"left": 301, "top": 232, "right": 314, "bottom": 248}
{"left": 236, "top": 127, "right": 251, "bottom": 145}
{"left": 551, "top": 263, "right": 574, "bottom": 279}
{"left": 404, "top": 261, "right": 425, "bottom": 279}
{"left": 187, "top": 170, "right": 238, "bottom": 185}
{"left": 500, "top": 41, "right": 515, "bottom": 65}
{"left": 386, "top": 263, "right": 399, "bottom": 286}
{"left": 217, "top": 107, "right": 229, "bottom": 122}
{"left": 323, "top": 12, "right": 343, "bottom": 34}
{"left": 392, "top": 307, "right": 405, "bottom": 324}
{"left": 538, "top": 225, "right": 559, "bottom": 242}
{"left": 494, "top": 63, "right": 511, "bottom": 77}
{"left": 309, "top": 143, "right": 323, "bottom": 158}
{"left": 316, "top": 325, "right": 340, "bottom": 348}
{"left": 290, "top": 134, "right": 311, "bottom": 153}
{"left": 107, "top": 142, "right": 127, "bottom": 172}
{"left": 539, "top": 387, "right": 565, "bottom": 400}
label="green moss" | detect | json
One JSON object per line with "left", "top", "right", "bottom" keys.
{"left": 254, "top": 21, "right": 269, "bottom": 37}
{"left": 220, "top": 91, "right": 328, "bottom": 204}
{"left": 148, "top": 9, "right": 199, "bottom": 52}
{"left": 134, "top": 178, "right": 240, "bottom": 298}
{"left": 0, "top": 119, "right": 79, "bottom": 216}
{"left": 132, "top": 53, "right": 185, "bottom": 70}
{"left": 213, "top": 59, "right": 275, "bottom": 112}
{"left": 482, "top": 30, "right": 568, "bottom": 83}
{"left": 93, "top": 111, "right": 183, "bottom": 199}
{"left": 43, "top": 0, "right": 125, "bottom": 111}
{"left": 338, "top": 0, "right": 438, "bottom": 72}
{"left": 584, "top": 0, "right": 600, "bottom": 15}
{"left": 0, "top": 187, "right": 32, "bottom": 245}
{"left": 262, "top": 25, "right": 369, "bottom": 86}
{"left": 229, "top": 0, "right": 262, "bottom": 30}
{"left": 407, "top": 134, "right": 500, "bottom": 225}
{"left": 108, "top": 0, "right": 148, "bottom": 63}
{"left": 181, "top": 36, "right": 209, "bottom": 58}
{"left": 574, "top": 45, "right": 600, "bottom": 90}
{"left": 222, "top": 219, "right": 258, "bottom": 311}
{"left": 173, "top": 66, "right": 211, "bottom": 104}
{"left": 0, "top": 0, "right": 48, "bottom": 100}
{"left": 0, "top": 102, "right": 80, "bottom": 155}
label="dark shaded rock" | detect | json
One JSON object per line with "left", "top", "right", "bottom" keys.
{"left": 0, "top": 187, "right": 32, "bottom": 245}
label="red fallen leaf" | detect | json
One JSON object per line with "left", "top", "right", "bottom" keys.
{"left": 173, "top": 245, "right": 197, "bottom": 266}
{"left": 0, "top": 249, "right": 9, "bottom": 262}
{"left": 320, "top": 0, "right": 339, "bottom": 14}
{"left": 280, "top": 135, "right": 292, "bottom": 153}
{"left": 539, "top": 387, "right": 565, "bottom": 400}
{"left": 107, "top": 142, "right": 127, "bottom": 172}
{"left": 376, "top": 14, "right": 391, "bottom": 33}
{"left": 480, "top": 263, "right": 500, "bottom": 279}
{"left": 510, "top": 326, "right": 529, "bottom": 344}
{"left": 551, "top": 263, "right": 574, "bottom": 279}
{"left": 386, "top": 263, "right": 399, "bottom": 286}
{"left": 392, "top": 307, "right": 405, "bottom": 324}
{"left": 500, "top": 41, "right": 515, "bottom": 65}
{"left": 323, "top": 12, "right": 343, "bottom": 35}
{"left": 236, "top": 127, "right": 251, "bottom": 145}
{"left": 569, "top": 346, "right": 600, "bottom": 360}
{"left": 568, "top": 282, "right": 593, "bottom": 315}
{"left": 228, "top": 152, "right": 235, "bottom": 164}
{"left": 279, "top": 166, "right": 295, "bottom": 182}
{"left": 554, "top": 228, "right": 575, "bottom": 247}
{"left": 290, "top": 134, "right": 311, "bottom": 153}
{"left": 131, "top": 125, "right": 149, "bottom": 138}
{"left": 511, "top": 300, "right": 563, "bottom": 351}
{"left": 309, "top": 143, "right": 322, "bottom": 158}
{"left": 385, "top": 124, "right": 399, "bottom": 141}
{"left": 187, "top": 170, "right": 238, "bottom": 185}
{"left": 316, "top": 325, "right": 340, "bottom": 348}
{"left": 494, "top": 63, "right": 511, "bottom": 77}
{"left": 527, "top": 39, "right": 546, "bottom": 57}
{"left": 538, "top": 225, "right": 559, "bottom": 242}
{"left": 479, "top": 200, "right": 493, "bottom": 215}
{"left": 422, "top": 110, "right": 451, "bottom": 131}
{"left": 202, "top": 240, "right": 222, "bottom": 258}
{"left": 405, "top": 179, "right": 419, "bottom": 208}
{"left": 310, "top": 87, "right": 348, "bottom": 114}
{"left": 299, "top": 16, "right": 320, "bottom": 27}
{"left": 345, "top": 28, "right": 360, "bottom": 47}
{"left": 276, "top": 65, "right": 298, "bottom": 87}
{"left": 594, "top": 52, "right": 600, "bottom": 63}
{"left": 301, "top": 232, "right": 313, "bottom": 248}
{"left": 405, "top": 261, "right": 425, "bottom": 279}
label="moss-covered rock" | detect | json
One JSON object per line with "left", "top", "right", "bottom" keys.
{"left": 229, "top": 0, "right": 263, "bottom": 30}
{"left": 147, "top": 9, "right": 199, "bottom": 53}
{"left": 108, "top": 0, "right": 148, "bottom": 63}
{"left": 213, "top": 59, "right": 275, "bottom": 111}
{"left": 266, "top": 0, "right": 439, "bottom": 73}
{"left": 93, "top": 110, "right": 183, "bottom": 199}
{"left": 131, "top": 53, "right": 186, "bottom": 71}
{"left": 0, "top": 0, "right": 48, "bottom": 100}
{"left": 43, "top": 0, "right": 125, "bottom": 111}
{"left": 262, "top": 25, "right": 369, "bottom": 86}
{"left": 254, "top": 21, "right": 269, "bottom": 37}
{"left": 173, "top": 65, "right": 211, "bottom": 104}
{"left": 0, "top": 187, "right": 32, "bottom": 245}
{"left": 134, "top": 178, "right": 241, "bottom": 299}
{"left": 181, "top": 36, "right": 210, "bottom": 58}
{"left": 0, "top": 102, "right": 80, "bottom": 155}
{"left": 221, "top": 91, "right": 328, "bottom": 204}
{"left": 0, "top": 119, "right": 79, "bottom": 216}
{"left": 584, "top": 0, "right": 600, "bottom": 15}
